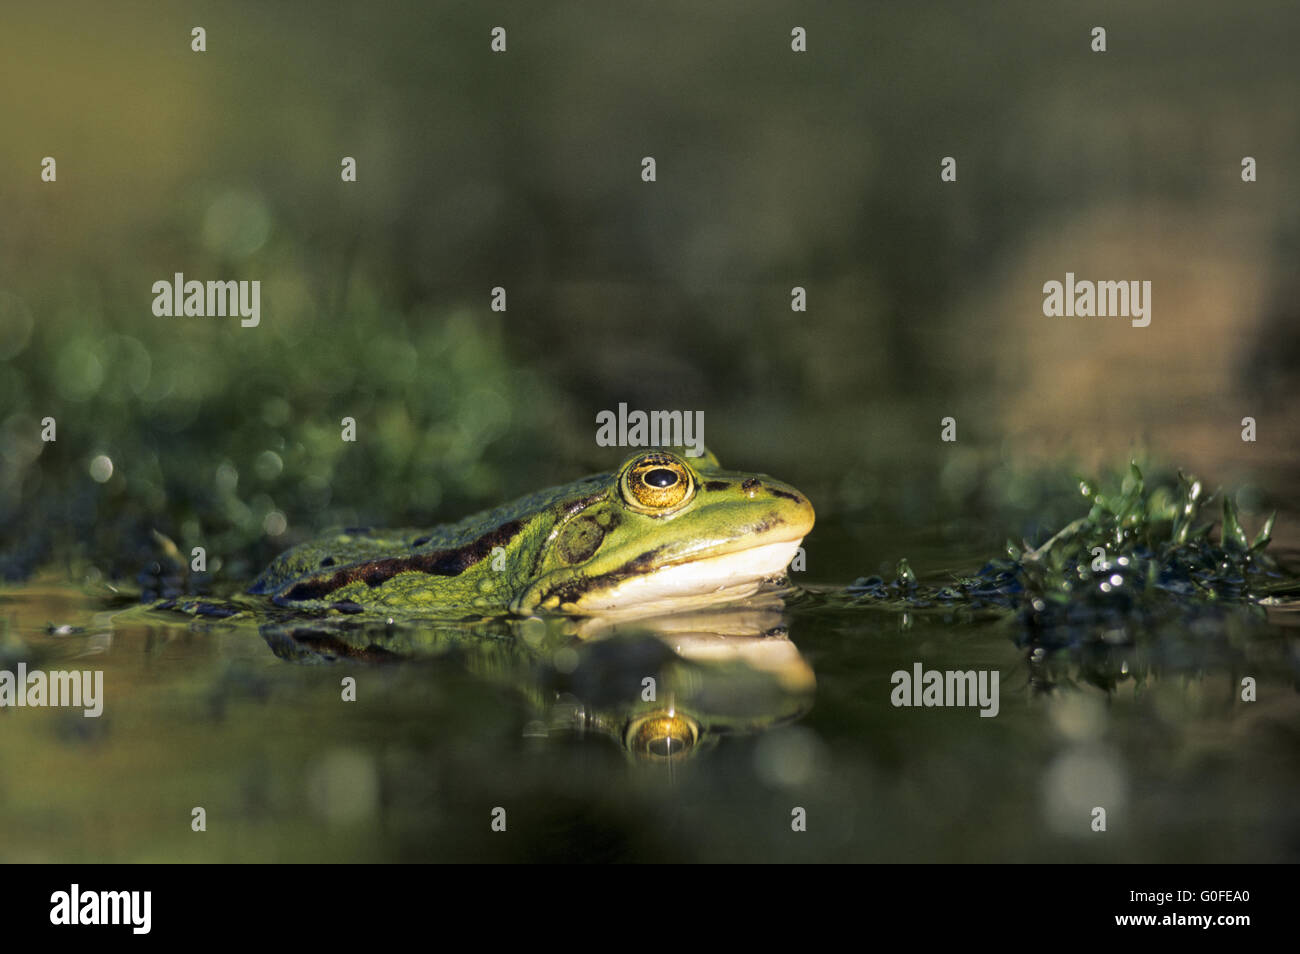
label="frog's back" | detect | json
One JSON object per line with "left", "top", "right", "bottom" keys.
{"left": 247, "top": 474, "right": 610, "bottom": 602}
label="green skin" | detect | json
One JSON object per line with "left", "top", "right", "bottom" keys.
{"left": 249, "top": 449, "right": 815, "bottom": 617}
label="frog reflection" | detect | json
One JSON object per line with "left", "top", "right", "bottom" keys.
{"left": 258, "top": 602, "right": 814, "bottom": 762}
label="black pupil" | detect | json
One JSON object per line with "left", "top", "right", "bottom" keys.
{"left": 648, "top": 736, "right": 678, "bottom": 757}
{"left": 644, "top": 468, "right": 678, "bottom": 488}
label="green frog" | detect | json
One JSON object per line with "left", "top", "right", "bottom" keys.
{"left": 248, "top": 449, "right": 814, "bottom": 618}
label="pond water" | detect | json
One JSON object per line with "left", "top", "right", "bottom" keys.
{"left": 3, "top": 512, "right": 1297, "bottom": 863}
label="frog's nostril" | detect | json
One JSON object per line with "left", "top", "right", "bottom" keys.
{"left": 742, "top": 477, "right": 761, "bottom": 491}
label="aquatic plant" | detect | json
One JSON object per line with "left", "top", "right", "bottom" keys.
{"left": 844, "top": 464, "right": 1293, "bottom": 649}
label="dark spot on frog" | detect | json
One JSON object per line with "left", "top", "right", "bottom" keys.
{"left": 768, "top": 488, "right": 803, "bottom": 504}
{"left": 411, "top": 536, "right": 430, "bottom": 547}
{"left": 319, "top": 557, "right": 336, "bottom": 567}
{"left": 745, "top": 515, "right": 784, "bottom": 535}
{"left": 703, "top": 480, "right": 729, "bottom": 492}
{"left": 556, "top": 514, "right": 607, "bottom": 565}
{"left": 275, "top": 519, "right": 526, "bottom": 601}
{"left": 331, "top": 600, "right": 365, "bottom": 614}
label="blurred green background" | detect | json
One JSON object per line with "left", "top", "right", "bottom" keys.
{"left": 2, "top": 0, "right": 1298, "bottom": 580}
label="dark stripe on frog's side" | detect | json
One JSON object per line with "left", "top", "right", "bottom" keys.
{"left": 536, "top": 545, "right": 670, "bottom": 609}
{"left": 274, "top": 519, "right": 526, "bottom": 602}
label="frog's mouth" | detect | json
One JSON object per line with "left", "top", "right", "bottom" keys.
{"left": 526, "top": 534, "right": 808, "bottom": 617}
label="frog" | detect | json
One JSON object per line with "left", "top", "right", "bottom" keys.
{"left": 247, "top": 448, "right": 814, "bottom": 618}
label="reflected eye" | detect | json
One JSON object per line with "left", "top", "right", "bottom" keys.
{"left": 625, "top": 712, "right": 700, "bottom": 760}
{"left": 620, "top": 454, "right": 694, "bottom": 512}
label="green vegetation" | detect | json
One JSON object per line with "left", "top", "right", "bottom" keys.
{"left": 842, "top": 464, "right": 1294, "bottom": 648}
{"left": 0, "top": 285, "right": 562, "bottom": 584}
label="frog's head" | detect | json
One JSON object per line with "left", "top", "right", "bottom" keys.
{"left": 514, "top": 450, "right": 814, "bottom": 616}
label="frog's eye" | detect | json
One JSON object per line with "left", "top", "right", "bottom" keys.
{"left": 625, "top": 712, "right": 699, "bottom": 760}
{"left": 620, "top": 454, "right": 695, "bottom": 513}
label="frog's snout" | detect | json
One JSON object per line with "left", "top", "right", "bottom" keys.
{"left": 759, "top": 477, "right": 815, "bottom": 537}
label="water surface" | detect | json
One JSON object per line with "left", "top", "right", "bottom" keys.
{"left": 4, "top": 516, "right": 1296, "bottom": 863}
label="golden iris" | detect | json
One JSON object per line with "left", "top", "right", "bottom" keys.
{"left": 620, "top": 453, "right": 694, "bottom": 512}
{"left": 625, "top": 711, "right": 699, "bottom": 759}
